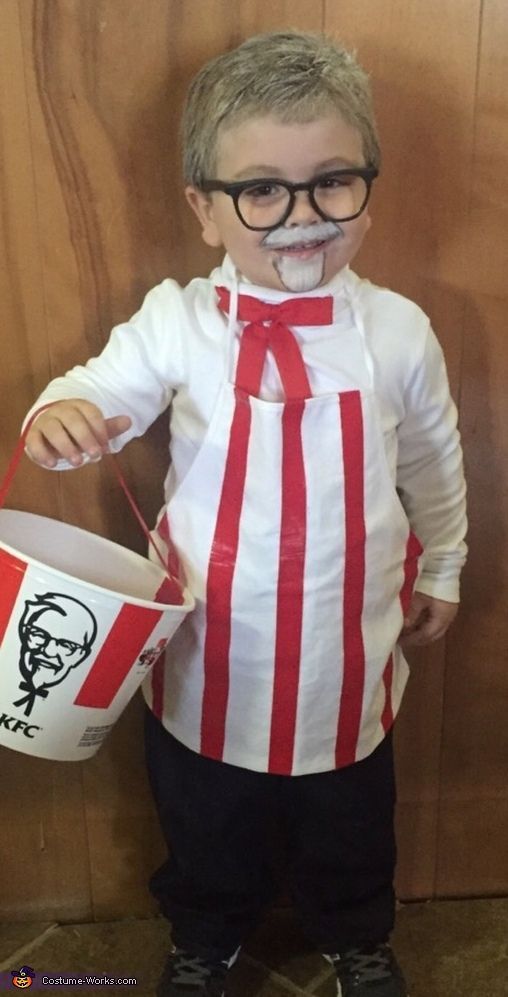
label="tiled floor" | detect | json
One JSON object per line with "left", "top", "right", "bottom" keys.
{"left": 1, "top": 899, "right": 507, "bottom": 995}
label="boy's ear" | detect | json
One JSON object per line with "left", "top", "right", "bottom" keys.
{"left": 185, "top": 186, "right": 223, "bottom": 248}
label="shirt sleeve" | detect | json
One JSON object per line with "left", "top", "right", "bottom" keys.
{"left": 23, "top": 279, "right": 186, "bottom": 456}
{"left": 396, "top": 324, "right": 467, "bottom": 602}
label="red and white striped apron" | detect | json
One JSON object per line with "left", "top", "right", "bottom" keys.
{"left": 145, "top": 282, "right": 422, "bottom": 775}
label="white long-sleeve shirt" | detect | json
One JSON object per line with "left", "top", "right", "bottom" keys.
{"left": 27, "top": 256, "right": 467, "bottom": 603}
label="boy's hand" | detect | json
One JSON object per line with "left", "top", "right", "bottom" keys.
{"left": 25, "top": 400, "right": 132, "bottom": 468}
{"left": 399, "top": 591, "right": 458, "bottom": 647}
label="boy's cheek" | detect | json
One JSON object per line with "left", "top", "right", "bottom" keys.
{"left": 343, "top": 211, "right": 372, "bottom": 258}
{"left": 351, "top": 210, "right": 372, "bottom": 243}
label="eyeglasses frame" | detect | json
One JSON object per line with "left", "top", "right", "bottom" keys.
{"left": 199, "top": 166, "right": 379, "bottom": 231}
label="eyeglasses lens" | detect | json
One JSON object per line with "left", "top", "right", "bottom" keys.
{"left": 237, "top": 174, "right": 369, "bottom": 229}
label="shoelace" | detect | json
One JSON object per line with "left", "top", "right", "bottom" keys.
{"left": 167, "top": 947, "right": 235, "bottom": 990}
{"left": 329, "top": 943, "right": 395, "bottom": 984}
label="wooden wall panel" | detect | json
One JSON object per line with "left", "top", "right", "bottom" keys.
{"left": 324, "top": 0, "right": 481, "bottom": 899}
{"left": 17, "top": 0, "right": 179, "bottom": 550}
{"left": 436, "top": 0, "right": 508, "bottom": 895}
{"left": 0, "top": 0, "right": 60, "bottom": 515}
{"left": 1, "top": 0, "right": 508, "bottom": 919}
{"left": 3, "top": 0, "right": 324, "bottom": 920}
{"left": 0, "top": 0, "right": 91, "bottom": 921}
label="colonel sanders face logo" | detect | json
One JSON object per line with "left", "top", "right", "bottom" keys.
{"left": 13, "top": 593, "right": 98, "bottom": 717}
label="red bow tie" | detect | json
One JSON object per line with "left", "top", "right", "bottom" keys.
{"left": 216, "top": 286, "right": 333, "bottom": 400}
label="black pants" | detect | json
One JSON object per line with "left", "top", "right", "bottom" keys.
{"left": 145, "top": 709, "right": 396, "bottom": 961}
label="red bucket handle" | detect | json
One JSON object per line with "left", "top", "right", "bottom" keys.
{"left": 0, "top": 406, "right": 184, "bottom": 604}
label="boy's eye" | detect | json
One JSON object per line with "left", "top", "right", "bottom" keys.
{"left": 241, "top": 182, "right": 283, "bottom": 200}
{"left": 316, "top": 173, "right": 355, "bottom": 189}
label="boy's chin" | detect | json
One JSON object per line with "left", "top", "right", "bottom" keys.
{"left": 272, "top": 252, "right": 326, "bottom": 293}
{"left": 234, "top": 254, "right": 348, "bottom": 292}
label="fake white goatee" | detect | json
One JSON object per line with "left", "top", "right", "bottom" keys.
{"left": 273, "top": 252, "right": 326, "bottom": 293}
{"left": 263, "top": 221, "right": 343, "bottom": 293}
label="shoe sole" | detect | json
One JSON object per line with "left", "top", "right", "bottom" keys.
{"left": 335, "top": 985, "right": 411, "bottom": 997}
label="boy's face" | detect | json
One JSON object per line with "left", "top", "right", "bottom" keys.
{"left": 186, "top": 113, "right": 372, "bottom": 292}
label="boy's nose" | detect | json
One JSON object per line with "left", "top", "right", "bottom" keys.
{"left": 286, "top": 189, "right": 320, "bottom": 226}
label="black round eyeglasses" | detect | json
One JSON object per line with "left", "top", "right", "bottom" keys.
{"left": 199, "top": 167, "right": 378, "bottom": 232}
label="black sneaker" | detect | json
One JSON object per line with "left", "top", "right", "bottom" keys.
{"left": 323, "top": 943, "right": 408, "bottom": 996}
{"left": 156, "top": 944, "right": 240, "bottom": 996}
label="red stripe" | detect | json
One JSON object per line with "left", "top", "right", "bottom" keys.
{"left": 235, "top": 326, "right": 267, "bottom": 396}
{"left": 381, "top": 654, "right": 394, "bottom": 731}
{"left": 336, "top": 391, "right": 366, "bottom": 768}
{"left": 268, "top": 401, "right": 307, "bottom": 774}
{"left": 0, "top": 550, "right": 27, "bottom": 643}
{"left": 74, "top": 603, "right": 163, "bottom": 708}
{"left": 269, "top": 324, "right": 312, "bottom": 399}
{"left": 400, "top": 531, "right": 424, "bottom": 616}
{"left": 381, "top": 533, "right": 423, "bottom": 729}
{"left": 154, "top": 574, "right": 183, "bottom": 605}
{"left": 201, "top": 389, "right": 251, "bottom": 759}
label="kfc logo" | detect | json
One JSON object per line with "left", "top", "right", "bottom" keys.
{"left": 13, "top": 592, "right": 98, "bottom": 717}
{"left": 138, "top": 638, "right": 168, "bottom": 669}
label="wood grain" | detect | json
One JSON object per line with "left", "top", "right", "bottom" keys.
{"left": 436, "top": 0, "right": 508, "bottom": 892}
{"left": 1, "top": 0, "right": 507, "bottom": 917}
{"left": 4, "top": 0, "right": 324, "bottom": 920}
{"left": 325, "top": 0, "right": 481, "bottom": 899}
{"left": 0, "top": 1, "right": 60, "bottom": 515}
{"left": 0, "top": 0, "right": 91, "bottom": 921}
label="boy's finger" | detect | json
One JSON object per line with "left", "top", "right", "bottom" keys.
{"left": 414, "top": 621, "right": 442, "bottom": 643}
{"left": 104, "top": 415, "right": 132, "bottom": 440}
{"left": 25, "top": 409, "right": 131, "bottom": 467}
{"left": 402, "top": 593, "right": 430, "bottom": 630}
{"left": 25, "top": 433, "right": 61, "bottom": 468}
{"left": 402, "top": 618, "right": 448, "bottom": 646}
{"left": 32, "top": 413, "right": 101, "bottom": 465}
{"left": 75, "top": 405, "right": 110, "bottom": 449}
{"left": 402, "top": 608, "right": 428, "bottom": 634}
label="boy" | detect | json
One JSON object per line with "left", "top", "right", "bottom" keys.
{"left": 23, "top": 31, "right": 467, "bottom": 997}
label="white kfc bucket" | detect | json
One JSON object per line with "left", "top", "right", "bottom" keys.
{"left": 0, "top": 432, "right": 194, "bottom": 761}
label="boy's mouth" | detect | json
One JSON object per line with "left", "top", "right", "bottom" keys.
{"left": 262, "top": 223, "right": 342, "bottom": 260}
{"left": 274, "top": 237, "right": 331, "bottom": 259}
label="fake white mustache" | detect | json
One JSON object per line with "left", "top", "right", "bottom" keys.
{"left": 262, "top": 221, "right": 343, "bottom": 249}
